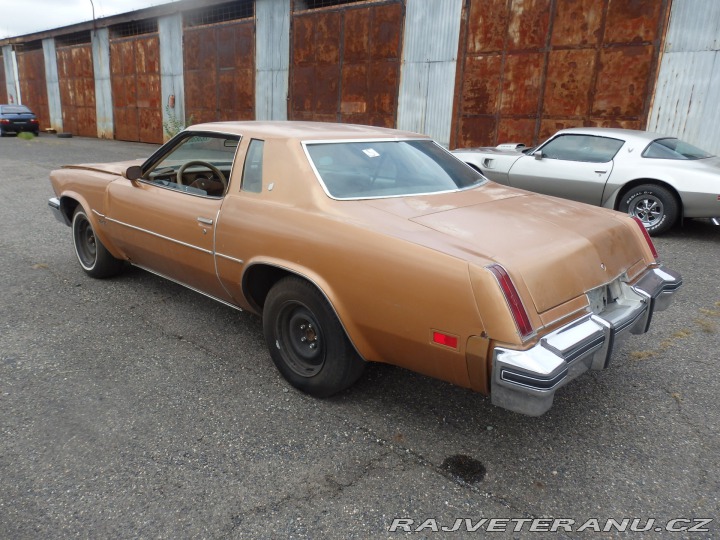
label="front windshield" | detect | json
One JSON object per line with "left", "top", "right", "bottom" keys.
{"left": 642, "top": 138, "right": 713, "bottom": 160}
{"left": 305, "top": 139, "right": 486, "bottom": 199}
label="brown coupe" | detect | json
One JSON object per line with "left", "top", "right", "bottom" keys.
{"left": 48, "top": 122, "right": 682, "bottom": 415}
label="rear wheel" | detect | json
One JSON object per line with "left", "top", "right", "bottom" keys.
{"left": 263, "top": 277, "right": 365, "bottom": 397}
{"left": 72, "top": 207, "right": 125, "bottom": 278}
{"left": 618, "top": 184, "right": 679, "bottom": 236}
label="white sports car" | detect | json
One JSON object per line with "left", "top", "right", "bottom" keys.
{"left": 452, "top": 127, "right": 720, "bottom": 235}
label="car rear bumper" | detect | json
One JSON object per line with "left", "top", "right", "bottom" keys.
{"left": 1, "top": 122, "right": 39, "bottom": 133}
{"left": 491, "top": 265, "right": 682, "bottom": 416}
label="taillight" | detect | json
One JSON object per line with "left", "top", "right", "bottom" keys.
{"left": 30, "top": 119, "right": 39, "bottom": 124}
{"left": 632, "top": 217, "right": 659, "bottom": 260}
{"left": 0, "top": 119, "right": 9, "bottom": 124}
{"left": 487, "top": 264, "right": 534, "bottom": 339}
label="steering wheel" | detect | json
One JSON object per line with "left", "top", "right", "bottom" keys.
{"left": 176, "top": 160, "right": 227, "bottom": 190}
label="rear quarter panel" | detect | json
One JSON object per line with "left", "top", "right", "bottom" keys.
{"left": 452, "top": 149, "right": 523, "bottom": 184}
{"left": 216, "top": 194, "right": 487, "bottom": 390}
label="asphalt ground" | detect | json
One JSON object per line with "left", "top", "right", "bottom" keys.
{"left": 1, "top": 134, "right": 719, "bottom": 539}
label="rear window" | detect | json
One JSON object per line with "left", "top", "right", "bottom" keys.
{"left": 305, "top": 139, "right": 485, "bottom": 199}
{"left": 642, "top": 138, "right": 713, "bottom": 160}
{"left": 1, "top": 105, "right": 33, "bottom": 114}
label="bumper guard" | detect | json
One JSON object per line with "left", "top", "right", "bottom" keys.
{"left": 491, "top": 266, "right": 682, "bottom": 416}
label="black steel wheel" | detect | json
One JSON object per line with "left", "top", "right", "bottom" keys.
{"left": 72, "top": 207, "right": 125, "bottom": 278}
{"left": 619, "top": 183, "right": 679, "bottom": 236}
{"left": 263, "top": 276, "right": 365, "bottom": 397}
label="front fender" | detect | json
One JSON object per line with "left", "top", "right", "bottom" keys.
{"left": 57, "top": 192, "right": 127, "bottom": 261}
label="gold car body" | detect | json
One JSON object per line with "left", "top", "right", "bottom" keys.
{"left": 49, "top": 122, "right": 682, "bottom": 415}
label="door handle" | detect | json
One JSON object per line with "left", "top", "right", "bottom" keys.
{"left": 594, "top": 170, "right": 607, "bottom": 174}
{"left": 197, "top": 217, "right": 213, "bottom": 225}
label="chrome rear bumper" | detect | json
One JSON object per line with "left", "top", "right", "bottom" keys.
{"left": 491, "top": 265, "right": 682, "bottom": 416}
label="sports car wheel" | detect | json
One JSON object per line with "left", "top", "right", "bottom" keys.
{"left": 263, "top": 276, "right": 365, "bottom": 397}
{"left": 72, "top": 207, "right": 125, "bottom": 278}
{"left": 619, "top": 184, "right": 679, "bottom": 236}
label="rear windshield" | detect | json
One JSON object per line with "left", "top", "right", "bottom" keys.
{"left": 642, "top": 138, "right": 713, "bottom": 160}
{"left": 1, "top": 105, "right": 33, "bottom": 114}
{"left": 305, "top": 139, "right": 485, "bottom": 199}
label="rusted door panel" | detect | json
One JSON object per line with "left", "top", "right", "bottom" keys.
{"left": 16, "top": 48, "right": 50, "bottom": 130}
{"left": 452, "top": 0, "right": 669, "bottom": 148}
{"left": 290, "top": 1, "right": 403, "bottom": 127}
{"left": 56, "top": 44, "right": 97, "bottom": 137}
{"left": 183, "top": 20, "right": 255, "bottom": 124}
{"left": 110, "top": 35, "right": 163, "bottom": 144}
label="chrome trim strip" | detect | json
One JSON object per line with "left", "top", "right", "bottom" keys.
{"left": 103, "top": 215, "right": 213, "bottom": 255}
{"left": 215, "top": 252, "right": 245, "bottom": 265}
{"left": 133, "top": 264, "right": 243, "bottom": 312}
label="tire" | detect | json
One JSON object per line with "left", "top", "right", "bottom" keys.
{"left": 618, "top": 184, "right": 679, "bottom": 236}
{"left": 72, "top": 207, "right": 125, "bottom": 278}
{"left": 263, "top": 277, "right": 366, "bottom": 397}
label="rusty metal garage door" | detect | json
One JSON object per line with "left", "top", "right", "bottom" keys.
{"left": 56, "top": 33, "right": 97, "bottom": 138}
{"left": 15, "top": 43, "right": 50, "bottom": 131}
{"left": 183, "top": 3, "right": 256, "bottom": 124}
{"left": 290, "top": 0, "right": 403, "bottom": 127}
{"left": 110, "top": 22, "right": 163, "bottom": 144}
{"left": 452, "top": 0, "right": 669, "bottom": 148}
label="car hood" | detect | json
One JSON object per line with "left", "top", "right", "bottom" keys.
{"left": 62, "top": 159, "right": 144, "bottom": 176}
{"left": 365, "top": 185, "right": 643, "bottom": 313}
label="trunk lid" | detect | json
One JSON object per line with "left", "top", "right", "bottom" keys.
{"left": 366, "top": 186, "right": 643, "bottom": 314}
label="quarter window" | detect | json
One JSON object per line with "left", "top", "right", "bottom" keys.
{"left": 242, "top": 139, "right": 264, "bottom": 193}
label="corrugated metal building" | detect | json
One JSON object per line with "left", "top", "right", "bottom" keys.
{"left": 0, "top": 0, "right": 714, "bottom": 152}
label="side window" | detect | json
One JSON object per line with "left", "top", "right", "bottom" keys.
{"left": 540, "top": 135, "right": 623, "bottom": 163}
{"left": 143, "top": 133, "right": 239, "bottom": 198}
{"left": 242, "top": 139, "right": 264, "bottom": 193}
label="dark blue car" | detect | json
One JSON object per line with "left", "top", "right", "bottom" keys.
{"left": 0, "top": 104, "right": 39, "bottom": 136}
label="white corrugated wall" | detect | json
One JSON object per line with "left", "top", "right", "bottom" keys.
{"left": 648, "top": 0, "right": 720, "bottom": 154}
{"left": 396, "top": 0, "right": 464, "bottom": 148}
{"left": 255, "top": 0, "right": 290, "bottom": 121}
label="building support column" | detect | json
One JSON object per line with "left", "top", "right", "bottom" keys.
{"left": 255, "top": 0, "right": 290, "bottom": 120}
{"left": 91, "top": 28, "right": 113, "bottom": 139}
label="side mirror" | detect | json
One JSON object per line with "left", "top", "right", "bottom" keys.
{"left": 533, "top": 150, "right": 544, "bottom": 160}
{"left": 124, "top": 165, "right": 142, "bottom": 181}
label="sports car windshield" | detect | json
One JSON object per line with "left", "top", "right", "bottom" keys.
{"left": 305, "top": 139, "right": 485, "bottom": 199}
{"left": 642, "top": 138, "right": 714, "bottom": 160}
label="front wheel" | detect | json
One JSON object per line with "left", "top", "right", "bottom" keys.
{"left": 72, "top": 207, "right": 125, "bottom": 278}
{"left": 263, "top": 277, "right": 365, "bottom": 397}
{"left": 618, "top": 184, "right": 679, "bottom": 236}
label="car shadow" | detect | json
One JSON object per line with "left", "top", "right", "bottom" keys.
{"left": 663, "top": 218, "right": 720, "bottom": 241}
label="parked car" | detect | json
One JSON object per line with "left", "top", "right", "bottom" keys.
{"left": 0, "top": 104, "right": 39, "bottom": 136}
{"left": 452, "top": 127, "right": 720, "bottom": 235}
{"left": 48, "top": 122, "right": 681, "bottom": 416}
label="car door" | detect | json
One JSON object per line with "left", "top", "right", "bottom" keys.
{"left": 105, "top": 132, "right": 241, "bottom": 303}
{"left": 507, "top": 134, "right": 624, "bottom": 205}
